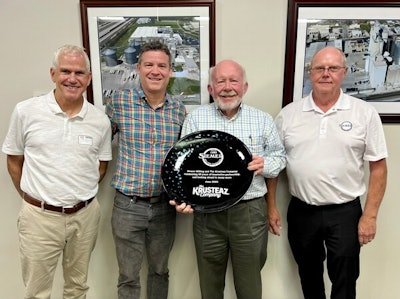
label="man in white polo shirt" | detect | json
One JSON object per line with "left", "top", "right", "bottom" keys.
{"left": 272, "top": 46, "right": 387, "bottom": 299}
{"left": 2, "top": 45, "right": 112, "bottom": 299}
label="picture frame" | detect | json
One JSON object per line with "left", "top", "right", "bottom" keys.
{"left": 283, "top": 0, "right": 400, "bottom": 123}
{"left": 80, "top": 0, "right": 215, "bottom": 111}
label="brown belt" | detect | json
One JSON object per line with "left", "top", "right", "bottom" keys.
{"left": 23, "top": 193, "right": 95, "bottom": 214}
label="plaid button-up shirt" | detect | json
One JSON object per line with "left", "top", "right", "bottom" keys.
{"left": 106, "top": 87, "right": 186, "bottom": 196}
{"left": 182, "top": 102, "right": 286, "bottom": 200}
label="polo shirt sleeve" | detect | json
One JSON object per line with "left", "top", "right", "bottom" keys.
{"left": 98, "top": 119, "right": 113, "bottom": 161}
{"left": 2, "top": 105, "right": 25, "bottom": 155}
{"left": 364, "top": 108, "right": 388, "bottom": 161}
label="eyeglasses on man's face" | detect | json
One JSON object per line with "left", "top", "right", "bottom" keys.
{"left": 309, "top": 66, "right": 347, "bottom": 74}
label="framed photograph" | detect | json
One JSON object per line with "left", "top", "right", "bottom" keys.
{"left": 283, "top": 0, "right": 400, "bottom": 123}
{"left": 80, "top": 0, "right": 215, "bottom": 111}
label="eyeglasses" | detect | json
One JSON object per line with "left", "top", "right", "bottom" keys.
{"left": 309, "top": 66, "right": 347, "bottom": 74}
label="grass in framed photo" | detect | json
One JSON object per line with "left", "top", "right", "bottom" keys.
{"left": 283, "top": 0, "right": 400, "bottom": 122}
{"left": 80, "top": 0, "right": 215, "bottom": 111}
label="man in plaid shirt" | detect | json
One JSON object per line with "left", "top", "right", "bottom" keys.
{"left": 171, "top": 59, "right": 286, "bottom": 299}
{"left": 106, "top": 41, "right": 186, "bottom": 299}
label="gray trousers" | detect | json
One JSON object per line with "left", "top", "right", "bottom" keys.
{"left": 193, "top": 196, "right": 268, "bottom": 299}
{"left": 111, "top": 191, "right": 176, "bottom": 299}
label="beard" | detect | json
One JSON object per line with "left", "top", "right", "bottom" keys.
{"left": 215, "top": 93, "right": 242, "bottom": 112}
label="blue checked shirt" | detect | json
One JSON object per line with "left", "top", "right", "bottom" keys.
{"left": 182, "top": 102, "right": 286, "bottom": 200}
{"left": 106, "top": 86, "right": 186, "bottom": 196}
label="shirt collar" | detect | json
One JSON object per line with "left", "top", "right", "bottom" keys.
{"left": 303, "top": 89, "right": 350, "bottom": 113}
{"left": 47, "top": 90, "right": 88, "bottom": 119}
{"left": 214, "top": 102, "right": 243, "bottom": 120}
{"left": 138, "top": 85, "right": 170, "bottom": 109}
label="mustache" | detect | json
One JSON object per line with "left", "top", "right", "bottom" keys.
{"left": 219, "top": 91, "right": 237, "bottom": 97}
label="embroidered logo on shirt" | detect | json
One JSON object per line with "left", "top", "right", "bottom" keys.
{"left": 198, "top": 148, "right": 224, "bottom": 167}
{"left": 340, "top": 121, "right": 352, "bottom": 131}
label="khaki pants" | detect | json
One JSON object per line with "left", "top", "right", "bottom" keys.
{"left": 18, "top": 198, "right": 100, "bottom": 299}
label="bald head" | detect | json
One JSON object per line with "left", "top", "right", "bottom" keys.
{"left": 310, "top": 46, "right": 347, "bottom": 68}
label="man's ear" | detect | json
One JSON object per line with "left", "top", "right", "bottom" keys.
{"left": 243, "top": 82, "right": 249, "bottom": 95}
{"left": 207, "top": 84, "right": 213, "bottom": 95}
{"left": 50, "top": 68, "right": 56, "bottom": 83}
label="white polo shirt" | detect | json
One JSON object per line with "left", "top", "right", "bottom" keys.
{"left": 275, "top": 90, "right": 387, "bottom": 205}
{"left": 2, "top": 91, "right": 112, "bottom": 206}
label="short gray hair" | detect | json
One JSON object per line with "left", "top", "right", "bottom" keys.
{"left": 52, "top": 45, "right": 91, "bottom": 72}
{"left": 208, "top": 60, "right": 248, "bottom": 85}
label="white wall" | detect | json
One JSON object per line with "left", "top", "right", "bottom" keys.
{"left": 0, "top": 0, "right": 399, "bottom": 298}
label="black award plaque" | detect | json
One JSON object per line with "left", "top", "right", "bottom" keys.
{"left": 162, "top": 130, "right": 254, "bottom": 213}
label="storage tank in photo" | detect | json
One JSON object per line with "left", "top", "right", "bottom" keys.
{"left": 103, "top": 48, "right": 118, "bottom": 67}
{"left": 124, "top": 46, "right": 137, "bottom": 65}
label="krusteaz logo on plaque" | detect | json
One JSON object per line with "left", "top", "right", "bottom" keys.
{"left": 162, "top": 130, "right": 254, "bottom": 213}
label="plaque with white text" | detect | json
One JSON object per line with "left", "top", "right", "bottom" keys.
{"left": 162, "top": 130, "right": 254, "bottom": 213}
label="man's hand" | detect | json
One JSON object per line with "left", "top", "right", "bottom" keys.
{"left": 247, "top": 155, "right": 264, "bottom": 175}
{"left": 358, "top": 214, "right": 376, "bottom": 246}
{"left": 268, "top": 205, "right": 282, "bottom": 236}
{"left": 169, "top": 200, "right": 194, "bottom": 214}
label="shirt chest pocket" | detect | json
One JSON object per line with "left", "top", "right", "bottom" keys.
{"left": 246, "top": 134, "right": 264, "bottom": 156}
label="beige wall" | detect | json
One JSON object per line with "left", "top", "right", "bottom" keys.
{"left": 0, "top": 0, "right": 399, "bottom": 298}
